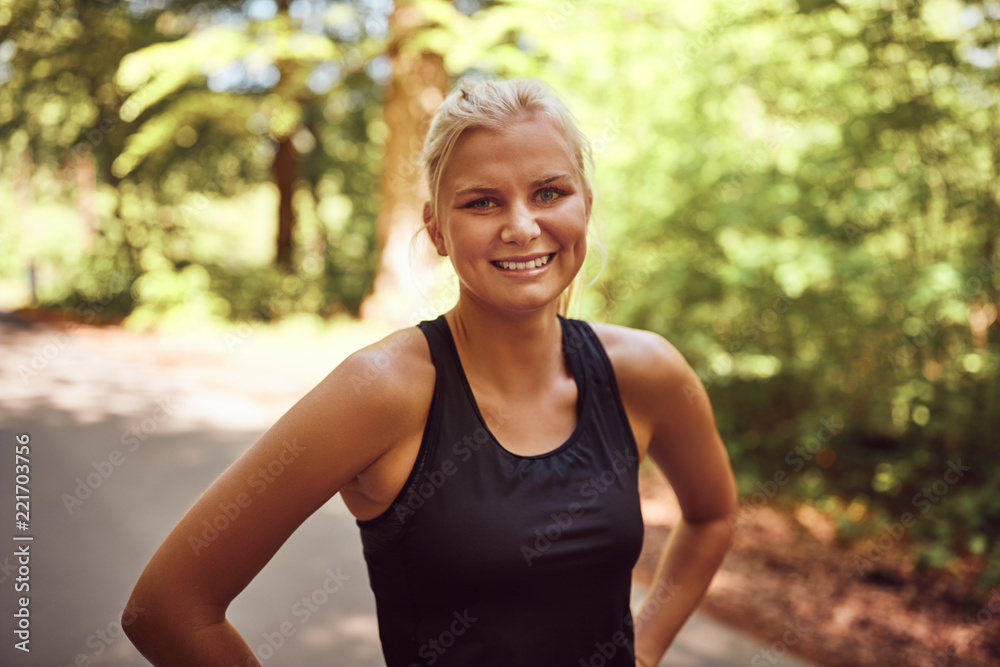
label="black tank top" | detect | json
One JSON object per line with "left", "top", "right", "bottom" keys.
{"left": 355, "top": 315, "right": 644, "bottom": 667}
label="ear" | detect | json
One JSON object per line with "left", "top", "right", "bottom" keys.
{"left": 585, "top": 187, "right": 594, "bottom": 223}
{"left": 424, "top": 202, "right": 448, "bottom": 257}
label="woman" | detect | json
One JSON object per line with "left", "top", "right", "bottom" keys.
{"left": 124, "top": 78, "right": 738, "bottom": 667}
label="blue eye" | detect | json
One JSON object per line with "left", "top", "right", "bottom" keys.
{"left": 467, "top": 199, "right": 496, "bottom": 209}
{"left": 537, "top": 188, "right": 562, "bottom": 202}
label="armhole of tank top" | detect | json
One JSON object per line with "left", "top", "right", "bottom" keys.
{"left": 354, "top": 320, "right": 442, "bottom": 547}
{"left": 575, "top": 320, "right": 642, "bottom": 464}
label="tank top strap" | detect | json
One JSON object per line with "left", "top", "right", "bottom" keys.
{"left": 416, "top": 314, "right": 468, "bottom": 394}
{"left": 354, "top": 315, "right": 466, "bottom": 556}
{"left": 559, "top": 316, "right": 640, "bottom": 461}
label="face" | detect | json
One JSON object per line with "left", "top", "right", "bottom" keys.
{"left": 427, "top": 113, "right": 592, "bottom": 315}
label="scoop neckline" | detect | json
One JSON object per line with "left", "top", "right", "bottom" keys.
{"left": 437, "top": 314, "right": 588, "bottom": 460}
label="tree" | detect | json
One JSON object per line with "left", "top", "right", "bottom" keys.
{"left": 358, "top": 0, "right": 449, "bottom": 325}
{"left": 110, "top": 1, "right": 340, "bottom": 270}
{"left": 0, "top": 0, "right": 163, "bottom": 304}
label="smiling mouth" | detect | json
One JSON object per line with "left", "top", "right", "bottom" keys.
{"left": 490, "top": 253, "right": 554, "bottom": 271}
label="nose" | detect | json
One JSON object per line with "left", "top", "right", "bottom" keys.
{"left": 500, "top": 202, "right": 540, "bottom": 245}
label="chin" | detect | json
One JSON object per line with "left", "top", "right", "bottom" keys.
{"left": 494, "top": 286, "right": 572, "bottom": 314}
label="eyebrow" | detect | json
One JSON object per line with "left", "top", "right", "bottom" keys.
{"left": 452, "top": 173, "right": 571, "bottom": 200}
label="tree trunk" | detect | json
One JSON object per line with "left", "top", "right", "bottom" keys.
{"left": 75, "top": 151, "right": 97, "bottom": 249}
{"left": 272, "top": 0, "right": 298, "bottom": 272}
{"left": 274, "top": 135, "right": 297, "bottom": 270}
{"left": 359, "top": 0, "right": 449, "bottom": 326}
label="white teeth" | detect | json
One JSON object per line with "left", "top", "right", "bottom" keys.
{"left": 495, "top": 254, "right": 552, "bottom": 270}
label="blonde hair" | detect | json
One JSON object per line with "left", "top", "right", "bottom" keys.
{"left": 419, "top": 78, "right": 595, "bottom": 317}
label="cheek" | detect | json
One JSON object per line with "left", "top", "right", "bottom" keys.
{"left": 445, "top": 219, "right": 492, "bottom": 256}
{"left": 557, "top": 201, "right": 590, "bottom": 237}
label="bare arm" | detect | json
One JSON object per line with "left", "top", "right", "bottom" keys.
{"left": 632, "top": 337, "right": 737, "bottom": 666}
{"left": 596, "top": 326, "right": 738, "bottom": 667}
{"left": 123, "top": 329, "right": 429, "bottom": 666}
{"left": 632, "top": 517, "right": 734, "bottom": 667}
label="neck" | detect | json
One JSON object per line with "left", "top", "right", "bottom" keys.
{"left": 445, "top": 297, "right": 567, "bottom": 395}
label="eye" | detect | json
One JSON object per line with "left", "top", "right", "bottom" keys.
{"left": 537, "top": 188, "right": 564, "bottom": 203}
{"left": 465, "top": 198, "right": 497, "bottom": 210}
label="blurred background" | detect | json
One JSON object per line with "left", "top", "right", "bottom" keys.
{"left": 1, "top": 0, "right": 998, "bottom": 665}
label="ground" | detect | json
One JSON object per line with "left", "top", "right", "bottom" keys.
{"left": 633, "top": 464, "right": 1000, "bottom": 667}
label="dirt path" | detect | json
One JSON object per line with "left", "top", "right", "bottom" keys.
{"left": 633, "top": 463, "right": 1000, "bottom": 666}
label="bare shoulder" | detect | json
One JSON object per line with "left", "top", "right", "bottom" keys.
{"left": 588, "top": 321, "right": 736, "bottom": 521}
{"left": 333, "top": 325, "right": 434, "bottom": 406}
{"left": 587, "top": 321, "right": 694, "bottom": 394}
{"left": 320, "top": 325, "right": 435, "bottom": 447}
{"left": 587, "top": 322, "right": 702, "bottom": 463}
{"left": 328, "top": 325, "right": 436, "bottom": 518}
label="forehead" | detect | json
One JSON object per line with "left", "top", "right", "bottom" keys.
{"left": 441, "top": 114, "right": 579, "bottom": 190}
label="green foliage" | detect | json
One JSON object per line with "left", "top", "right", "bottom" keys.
{"left": 1, "top": 0, "right": 998, "bottom": 594}
{"left": 1, "top": 0, "right": 385, "bottom": 317}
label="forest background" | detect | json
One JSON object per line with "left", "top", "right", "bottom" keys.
{"left": 1, "top": 0, "right": 998, "bottom": 609}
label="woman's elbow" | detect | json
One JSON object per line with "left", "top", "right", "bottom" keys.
{"left": 122, "top": 590, "right": 158, "bottom": 649}
{"left": 121, "top": 586, "right": 186, "bottom": 651}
